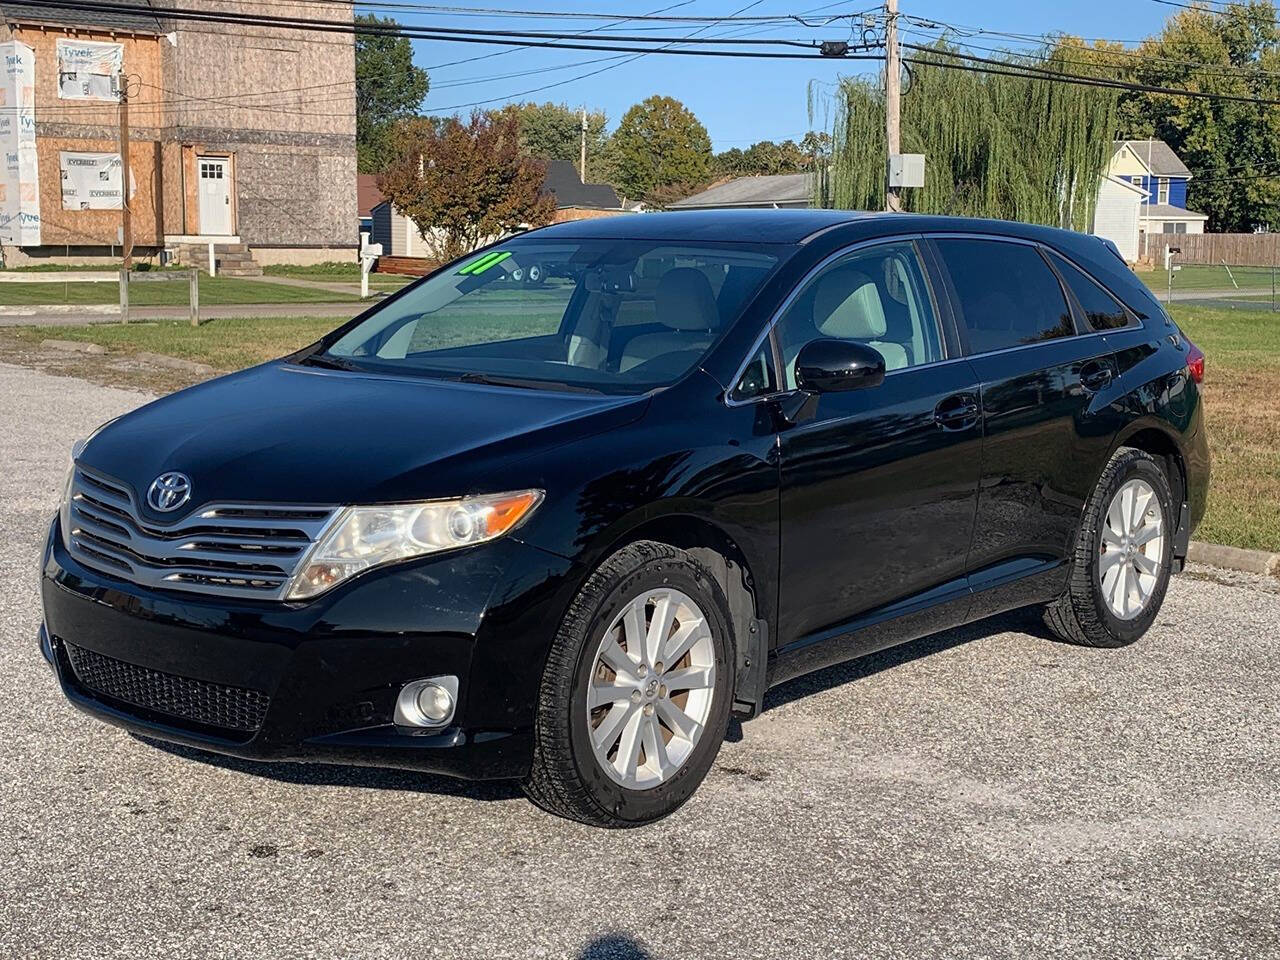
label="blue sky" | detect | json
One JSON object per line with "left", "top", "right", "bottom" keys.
{"left": 400, "top": 0, "right": 1175, "bottom": 152}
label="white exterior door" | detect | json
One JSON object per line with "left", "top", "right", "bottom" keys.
{"left": 197, "top": 157, "right": 232, "bottom": 235}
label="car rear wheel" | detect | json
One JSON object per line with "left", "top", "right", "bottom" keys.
{"left": 1043, "top": 447, "right": 1175, "bottom": 647}
{"left": 523, "top": 540, "right": 735, "bottom": 827}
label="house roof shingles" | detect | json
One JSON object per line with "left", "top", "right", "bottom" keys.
{"left": 1141, "top": 202, "right": 1208, "bottom": 220}
{"left": 1113, "top": 139, "right": 1193, "bottom": 178}
{"left": 669, "top": 172, "right": 814, "bottom": 209}
{"left": 543, "top": 160, "right": 620, "bottom": 210}
{"left": 1, "top": 1, "right": 164, "bottom": 32}
{"left": 357, "top": 174, "right": 384, "bottom": 219}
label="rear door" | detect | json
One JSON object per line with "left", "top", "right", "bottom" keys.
{"left": 770, "top": 238, "right": 982, "bottom": 677}
{"left": 927, "top": 236, "right": 1121, "bottom": 613}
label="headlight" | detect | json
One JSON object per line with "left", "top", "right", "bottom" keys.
{"left": 285, "top": 489, "right": 543, "bottom": 600}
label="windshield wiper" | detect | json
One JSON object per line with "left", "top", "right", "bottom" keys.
{"left": 299, "top": 353, "right": 362, "bottom": 372}
{"left": 456, "top": 371, "right": 603, "bottom": 394}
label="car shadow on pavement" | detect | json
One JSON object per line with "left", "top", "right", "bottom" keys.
{"left": 576, "top": 933, "right": 654, "bottom": 959}
{"left": 758, "top": 605, "right": 1053, "bottom": 715}
{"left": 134, "top": 736, "right": 524, "bottom": 802}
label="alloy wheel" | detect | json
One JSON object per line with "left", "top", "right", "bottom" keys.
{"left": 585, "top": 587, "right": 716, "bottom": 789}
{"left": 1099, "top": 477, "right": 1166, "bottom": 621}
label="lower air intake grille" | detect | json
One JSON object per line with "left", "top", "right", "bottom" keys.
{"left": 64, "top": 642, "right": 270, "bottom": 733}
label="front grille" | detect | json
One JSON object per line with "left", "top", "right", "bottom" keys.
{"left": 64, "top": 642, "right": 270, "bottom": 733}
{"left": 64, "top": 466, "right": 336, "bottom": 601}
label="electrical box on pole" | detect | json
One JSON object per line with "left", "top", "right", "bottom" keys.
{"left": 888, "top": 153, "right": 925, "bottom": 189}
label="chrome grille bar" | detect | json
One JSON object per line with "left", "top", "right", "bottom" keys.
{"left": 65, "top": 466, "right": 336, "bottom": 601}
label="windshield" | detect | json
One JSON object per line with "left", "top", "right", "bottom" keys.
{"left": 319, "top": 238, "right": 786, "bottom": 393}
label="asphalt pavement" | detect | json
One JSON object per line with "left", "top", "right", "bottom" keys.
{"left": 2, "top": 361, "right": 1278, "bottom": 959}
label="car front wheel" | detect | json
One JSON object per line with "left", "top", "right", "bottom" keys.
{"left": 1043, "top": 446, "right": 1175, "bottom": 647}
{"left": 523, "top": 541, "right": 735, "bottom": 827}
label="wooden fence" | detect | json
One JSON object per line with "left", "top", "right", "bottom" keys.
{"left": 1158, "top": 233, "right": 1280, "bottom": 266}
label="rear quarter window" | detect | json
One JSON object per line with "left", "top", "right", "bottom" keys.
{"left": 1047, "top": 251, "right": 1133, "bottom": 330}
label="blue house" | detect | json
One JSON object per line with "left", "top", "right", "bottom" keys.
{"left": 1109, "top": 140, "right": 1208, "bottom": 255}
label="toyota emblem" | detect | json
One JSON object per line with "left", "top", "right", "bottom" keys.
{"left": 147, "top": 472, "right": 192, "bottom": 512}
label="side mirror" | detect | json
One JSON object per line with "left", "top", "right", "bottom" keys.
{"left": 794, "top": 338, "right": 886, "bottom": 393}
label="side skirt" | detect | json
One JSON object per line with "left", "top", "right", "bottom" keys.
{"left": 766, "top": 557, "right": 1067, "bottom": 691}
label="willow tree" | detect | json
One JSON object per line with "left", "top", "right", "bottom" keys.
{"left": 812, "top": 43, "right": 1119, "bottom": 230}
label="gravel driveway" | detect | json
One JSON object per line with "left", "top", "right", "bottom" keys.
{"left": 2, "top": 361, "right": 1277, "bottom": 959}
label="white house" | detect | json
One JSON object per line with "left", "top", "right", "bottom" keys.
{"left": 1091, "top": 174, "right": 1149, "bottom": 263}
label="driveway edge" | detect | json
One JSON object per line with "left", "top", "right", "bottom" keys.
{"left": 1188, "top": 540, "right": 1280, "bottom": 579}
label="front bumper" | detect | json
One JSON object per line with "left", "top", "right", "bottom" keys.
{"left": 39, "top": 516, "right": 576, "bottom": 780}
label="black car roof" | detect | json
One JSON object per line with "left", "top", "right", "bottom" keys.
{"left": 522, "top": 208, "right": 1102, "bottom": 249}
{"left": 525, "top": 209, "right": 872, "bottom": 244}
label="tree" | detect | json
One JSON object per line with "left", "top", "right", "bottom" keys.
{"left": 814, "top": 42, "right": 1118, "bottom": 230}
{"left": 496, "top": 102, "right": 615, "bottom": 181}
{"left": 714, "top": 133, "right": 830, "bottom": 177}
{"left": 378, "top": 111, "right": 555, "bottom": 262}
{"left": 355, "top": 14, "right": 430, "bottom": 173}
{"left": 611, "top": 95, "right": 713, "bottom": 201}
{"left": 1113, "top": 1, "right": 1280, "bottom": 231}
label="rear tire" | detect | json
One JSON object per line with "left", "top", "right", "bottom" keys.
{"left": 523, "top": 541, "right": 735, "bottom": 827}
{"left": 1043, "top": 447, "right": 1175, "bottom": 648}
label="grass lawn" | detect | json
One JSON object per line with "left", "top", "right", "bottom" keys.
{"left": 264, "top": 262, "right": 415, "bottom": 290}
{"left": 0, "top": 276, "right": 357, "bottom": 306}
{"left": 1135, "top": 263, "right": 1280, "bottom": 294}
{"left": 263, "top": 261, "right": 361, "bottom": 278}
{"left": 4, "top": 315, "right": 339, "bottom": 372}
{"left": 1171, "top": 306, "right": 1280, "bottom": 552}
{"left": 1, "top": 303, "right": 1275, "bottom": 552}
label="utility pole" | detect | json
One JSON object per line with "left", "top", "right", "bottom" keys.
{"left": 884, "top": 0, "right": 902, "bottom": 212}
{"left": 580, "top": 106, "right": 588, "bottom": 182}
{"left": 118, "top": 84, "right": 133, "bottom": 269}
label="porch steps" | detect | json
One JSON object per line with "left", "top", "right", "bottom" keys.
{"left": 177, "top": 242, "right": 263, "bottom": 277}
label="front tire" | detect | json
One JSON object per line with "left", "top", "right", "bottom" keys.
{"left": 1043, "top": 447, "right": 1175, "bottom": 647}
{"left": 523, "top": 541, "right": 735, "bottom": 827}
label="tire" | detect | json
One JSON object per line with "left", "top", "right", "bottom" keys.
{"left": 1043, "top": 447, "right": 1175, "bottom": 648}
{"left": 523, "top": 262, "right": 545, "bottom": 285}
{"left": 523, "top": 540, "right": 736, "bottom": 827}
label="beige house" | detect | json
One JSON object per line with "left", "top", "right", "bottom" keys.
{"left": 0, "top": 1, "right": 357, "bottom": 269}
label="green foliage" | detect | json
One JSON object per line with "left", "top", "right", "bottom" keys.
{"left": 713, "top": 136, "right": 825, "bottom": 177}
{"left": 495, "top": 102, "right": 618, "bottom": 184}
{"left": 1114, "top": 0, "right": 1280, "bottom": 232}
{"left": 815, "top": 43, "right": 1118, "bottom": 229}
{"left": 378, "top": 111, "right": 555, "bottom": 262}
{"left": 612, "top": 95, "right": 713, "bottom": 202}
{"left": 355, "top": 14, "right": 430, "bottom": 174}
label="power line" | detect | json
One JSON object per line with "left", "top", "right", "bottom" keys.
{"left": 900, "top": 16, "right": 1280, "bottom": 80}
{"left": 901, "top": 42, "right": 1280, "bottom": 107}
{"left": 33, "top": 0, "right": 839, "bottom": 49}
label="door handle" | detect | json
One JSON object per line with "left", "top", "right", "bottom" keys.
{"left": 934, "top": 393, "right": 980, "bottom": 431}
{"left": 1079, "top": 361, "right": 1113, "bottom": 392}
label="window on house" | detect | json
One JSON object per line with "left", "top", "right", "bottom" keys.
{"left": 1158, "top": 178, "right": 1170, "bottom": 204}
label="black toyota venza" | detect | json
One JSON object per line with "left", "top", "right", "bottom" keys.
{"left": 39, "top": 211, "right": 1210, "bottom": 826}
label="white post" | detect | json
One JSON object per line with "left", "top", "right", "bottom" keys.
{"left": 207, "top": 240, "right": 216, "bottom": 278}
{"left": 359, "top": 232, "right": 381, "bottom": 300}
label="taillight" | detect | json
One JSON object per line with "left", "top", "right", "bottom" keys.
{"left": 1186, "top": 342, "right": 1205, "bottom": 384}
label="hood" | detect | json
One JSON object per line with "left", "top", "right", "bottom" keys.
{"left": 79, "top": 361, "right": 649, "bottom": 515}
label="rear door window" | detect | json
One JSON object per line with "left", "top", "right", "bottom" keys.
{"left": 933, "top": 238, "right": 1075, "bottom": 354}
{"left": 1046, "top": 251, "right": 1133, "bottom": 330}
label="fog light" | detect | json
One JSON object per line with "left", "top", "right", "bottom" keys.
{"left": 394, "top": 676, "right": 458, "bottom": 728}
